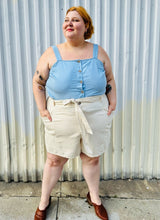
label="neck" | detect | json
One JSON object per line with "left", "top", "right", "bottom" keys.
{"left": 65, "top": 39, "right": 86, "bottom": 49}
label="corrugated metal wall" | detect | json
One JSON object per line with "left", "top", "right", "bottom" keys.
{"left": 0, "top": 0, "right": 160, "bottom": 182}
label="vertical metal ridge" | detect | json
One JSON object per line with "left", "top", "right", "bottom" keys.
{"left": 94, "top": 0, "right": 101, "bottom": 43}
{"left": 121, "top": 0, "right": 132, "bottom": 179}
{"left": 130, "top": 0, "right": 141, "bottom": 179}
{"left": 155, "top": 31, "right": 160, "bottom": 178}
{"left": 147, "top": 0, "right": 160, "bottom": 179}
{"left": 32, "top": 0, "right": 44, "bottom": 182}
{"left": 12, "top": 0, "right": 28, "bottom": 182}
{"left": 22, "top": 0, "right": 37, "bottom": 182}
{"left": 112, "top": 0, "right": 121, "bottom": 179}
{"left": 0, "top": 44, "right": 10, "bottom": 182}
{"left": 1, "top": 0, "right": 19, "bottom": 182}
{"left": 139, "top": 0, "right": 151, "bottom": 179}
{"left": 41, "top": 0, "right": 51, "bottom": 49}
{"left": 53, "top": 0, "right": 61, "bottom": 44}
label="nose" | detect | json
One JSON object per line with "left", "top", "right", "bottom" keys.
{"left": 67, "top": 20, "right": 73, "bottom": 26}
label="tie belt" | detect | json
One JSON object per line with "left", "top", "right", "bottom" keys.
{"left": 52, "top": 98, "right": 93, "bottom": 135}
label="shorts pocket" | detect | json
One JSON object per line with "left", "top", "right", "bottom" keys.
{"left": 41, "top": 116, "right": 55, "bottom": 135}
{"left": 104, "top": 109, "right": 114, "bottom": 129}
{"left": 101, "top": 95, "right": 109, "bottom": 110}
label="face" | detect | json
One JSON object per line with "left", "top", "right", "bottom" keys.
{"left": 63, "top": 11, "right": 87, "bottom": 40}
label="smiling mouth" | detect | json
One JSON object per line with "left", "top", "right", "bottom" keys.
{"left": 67, "top": 29, "right": 74, "bottom": 31}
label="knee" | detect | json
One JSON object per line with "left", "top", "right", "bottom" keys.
{"left": 80, "top": 153, "right": 99, "bottom": 166}
{"left": 46, "top": 154, "right": 68, "bottom": 167}
{"left": 88, "top": 157, "right": 99, "bottom": 166}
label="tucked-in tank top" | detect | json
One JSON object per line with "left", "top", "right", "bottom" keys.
{"left": 46, "top": 44, "right": 107, "bottom": 100}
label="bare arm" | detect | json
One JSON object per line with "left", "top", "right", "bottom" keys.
{"left": 32, "top": 47, "right": 52, "bottom": 121}
{"left": 98, "top": 46, "right": 117, "bottom": 115}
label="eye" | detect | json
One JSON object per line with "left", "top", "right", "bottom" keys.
{"left": 72, "top": 19, "right": 79, "bottom": 22}
{"left": 64, "top": 19, "right": 69, "bottom": 22}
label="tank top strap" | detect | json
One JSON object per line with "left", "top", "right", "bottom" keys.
{"left": 93, "top": 44, "right": 98, "bottom": 58}
{"left": 52, "top": 46, "right": 62, "bottom": 60}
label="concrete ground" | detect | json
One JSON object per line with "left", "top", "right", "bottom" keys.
{"left": 0, "top": 179, "right": 160, "bottom": 220}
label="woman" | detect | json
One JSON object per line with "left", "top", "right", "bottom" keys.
{"left": 33, "top": 6, "right": 116, "bottom": 220}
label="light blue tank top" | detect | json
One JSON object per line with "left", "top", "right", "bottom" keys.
{"left": 46, "top": 44, "right": 107, "bottom": 100}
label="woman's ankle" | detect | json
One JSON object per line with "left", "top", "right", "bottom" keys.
{"left": 89, "top": 191, "right": 101, "bottom": 205}
{"left": 39, "top": 197, "right": 50, "bottom": 210}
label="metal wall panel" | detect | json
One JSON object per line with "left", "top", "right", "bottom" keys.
{"left": 0, "top": 0, "right": 160, "bottom": 182}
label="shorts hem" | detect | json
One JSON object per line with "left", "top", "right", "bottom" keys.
{"left": 81, "top": 150, "right": 105, "bottom": 158}
{"left": 46, "top": 149, "right": 80, "bottom": 159}
{"left": 46, "top": 148, "right": 107, "bottom": 159}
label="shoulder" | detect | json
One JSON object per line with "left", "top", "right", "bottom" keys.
{"left": 97, "top": 45, "right": 112, "bottom": 73}
{"left": 98, "top": 45, "right": 112, "bottom": 66}
{"left": 38, "top": 46, "right": 57, "bottom": 69}
{"left": 97, "top": 45, "right": 110, "bottom": 63}
{"left": 39, "top": 46, "right": 54, "bottom": 60}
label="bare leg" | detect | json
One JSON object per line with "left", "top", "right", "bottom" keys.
{"left": 39, "top": 153, "right": 68, "bottom": 210}
{"left": 80, "top": 153, "right": 101, "bottom": 205}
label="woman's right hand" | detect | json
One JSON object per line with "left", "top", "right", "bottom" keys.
{"left": 40, "top": 109, "right": 52, "bottom": 121}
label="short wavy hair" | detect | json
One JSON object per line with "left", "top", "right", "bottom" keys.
{"left": 66, "top": 6, "right": 94, "bottom": 40}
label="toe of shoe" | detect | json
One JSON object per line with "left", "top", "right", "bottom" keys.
{"left": 95, "top": 204, "right": 109, "bottom": 220}
{"left": 34, "top": 208, "right": 46, "bottom": 220}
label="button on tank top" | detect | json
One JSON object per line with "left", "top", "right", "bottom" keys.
{"left": 46, "top": 44, "right": 107, "bottom": 100}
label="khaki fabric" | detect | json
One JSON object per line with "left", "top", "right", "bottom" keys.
{"left": 41, "top": 95, "right": 113, "bottom": 158}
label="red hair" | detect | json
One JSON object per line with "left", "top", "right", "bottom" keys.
{"left": 66, "top": 6, "right": 94, "bottom": 39}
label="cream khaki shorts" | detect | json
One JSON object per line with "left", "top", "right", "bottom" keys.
{"left": 41, "top": 94, "right": 113, "bottom": 158}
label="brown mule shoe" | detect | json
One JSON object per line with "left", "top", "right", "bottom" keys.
{"left": 34, "top": 196, "right": 51, "bottom": 220}
{"left": 87, "top": 192, "right": 109, "bottom": 220}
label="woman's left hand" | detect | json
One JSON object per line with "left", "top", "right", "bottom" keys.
{"left": 107, "top": 104, "right": 115, "bottom": 116}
